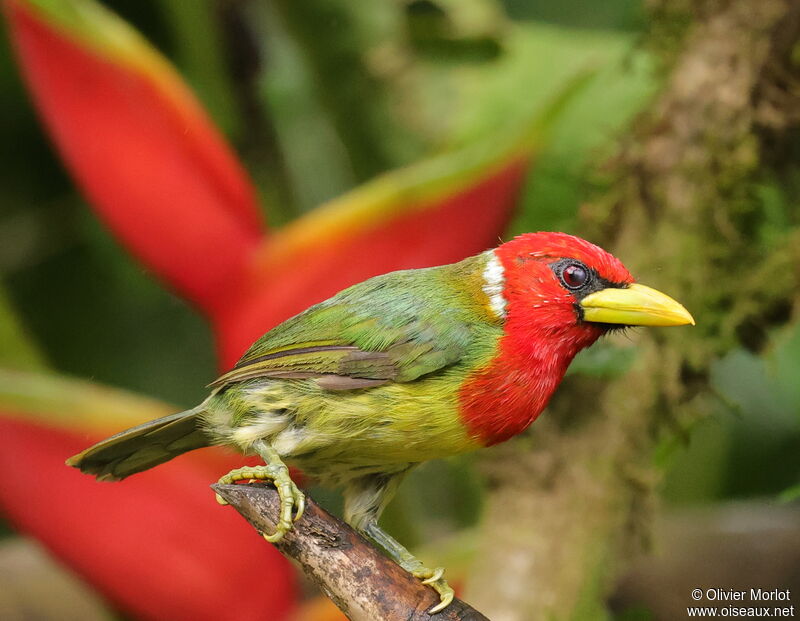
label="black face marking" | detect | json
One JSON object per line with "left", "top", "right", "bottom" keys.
{"left": 548, "top": 258, "right": 629, "bottom": 324}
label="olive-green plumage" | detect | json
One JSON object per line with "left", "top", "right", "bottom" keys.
{"left": 205, "top": 254, "right": 502, "bottom": 483}
{"left": 70, "top": 252, "right": 501, "bottom": 517}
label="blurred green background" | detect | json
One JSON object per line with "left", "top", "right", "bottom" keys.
{"left": 1, "top": 0, "right": 798, "bottom": 619}
{"left": 0, "top": 0, "right": 653, "bottom": 412}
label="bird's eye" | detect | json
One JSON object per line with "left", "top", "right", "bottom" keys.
{"left": 562, "top": 263, "right": 589, "bottom": 289}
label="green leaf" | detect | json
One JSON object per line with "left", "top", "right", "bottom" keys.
{"left": 767, "top": 321, "right": 800, "bottom": 415}
{"left": 779, "top": 483, "right": 800, "bottom": 503}
{"left": 449, "top": 24, "right": 656, "bottom": 233}
{"left": 0, "top": 285, "right": 46, "bottom": 372}
{"left": 0, "top": 368, "right": 174, "bottom": 435}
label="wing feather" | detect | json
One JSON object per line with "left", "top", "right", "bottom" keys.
{"left": 209, "top": 269, "right": 474, "bottom": 392}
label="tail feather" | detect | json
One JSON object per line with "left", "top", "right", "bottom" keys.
{"left": 66, "top": 408, "right": 210, "bottom": 480}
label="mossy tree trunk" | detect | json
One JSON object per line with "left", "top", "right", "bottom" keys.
{"left": 466, "top": 1, "right": 800, "bottom": 619}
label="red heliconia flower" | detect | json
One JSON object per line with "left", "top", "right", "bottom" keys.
{"left": 1, "top": 0, "right": 538, "bottom": 619}
{"left": 0, "top": 416, "right": 296, "bottom": 621}
{"left": 5, "top": 0, "right": 264, "bottom": 314}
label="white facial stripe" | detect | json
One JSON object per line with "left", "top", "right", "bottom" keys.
{"left": 482, "top": 250, "right": 507, "bottom": 319}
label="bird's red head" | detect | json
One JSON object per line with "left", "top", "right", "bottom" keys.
{"left": 494, "top": 231, "right": 634, "bottom": 351}
{"left": 460, "top": 232, "right": 693, "bottom": 446}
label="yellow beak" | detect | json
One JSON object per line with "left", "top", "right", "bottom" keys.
{"left": 580, "top": 283, "right": 695, "bottom": 327}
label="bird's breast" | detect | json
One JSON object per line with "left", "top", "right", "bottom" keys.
{"left": 457, "top": 337, "right": 576, "bottom": 446}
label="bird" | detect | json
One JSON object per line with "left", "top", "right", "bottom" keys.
{"left": 67, "top": 231, "right": 694, "bottom": 612}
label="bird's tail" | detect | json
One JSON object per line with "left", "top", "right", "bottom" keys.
{"left": 66, "top": 407, "right": 211, "bottom": 481}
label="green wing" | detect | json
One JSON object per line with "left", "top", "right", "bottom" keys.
{"left": 210, "top": 269, "right": 474, "bottom": 391}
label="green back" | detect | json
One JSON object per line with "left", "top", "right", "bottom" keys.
{"left": 211, "top": 254, "right": 501, "bottom": 390}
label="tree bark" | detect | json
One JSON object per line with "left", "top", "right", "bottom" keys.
{"left": 466, "top": 1, "right": 800, "bottom": 619}
{"left": 213, "top": 483, "right": 489, "bottom": 621}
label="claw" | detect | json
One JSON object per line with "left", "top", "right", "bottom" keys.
{"left": 215, "top": 464, "right": 302, "bottom": 543}
{"left": 411, "top": 566, "right": 454, "bottom": 613}
{"left": 293, "top": 489, "right": 306, "bottom": 522}
{"left": 428, "top": 588, "right": 454, "bottom": 615}
{"left": 263, "top": 527, "right": 288, "bottom": 543}
{"left": 421, "top": 566, "right": 445, "bottom": 585}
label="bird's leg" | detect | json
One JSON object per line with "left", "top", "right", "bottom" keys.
{"left": 344, "top": 470, "right": 454, "bottom": 614}
{"left": 364, "top": 521, "right": 454, "bottom": 614}
{"left": 215, "top": 441, "right": 305, "bottom": 543}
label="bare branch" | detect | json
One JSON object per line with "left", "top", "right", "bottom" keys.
{"left": 212, "top": 483, "right": 489, "bottom": 621}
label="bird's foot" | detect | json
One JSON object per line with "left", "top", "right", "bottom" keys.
{"left": 215, "top": 464, "right": 305, "bottom": 542}
{"left": 410, "top": 565, "right": 454, "bottom": 614}
{"left": 363, "top": 521, "right": 455, "bottom": 613}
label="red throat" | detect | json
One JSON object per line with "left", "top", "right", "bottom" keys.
{"left": 458, "top": 233, "right": 630, "bottom": 446}
{"left": 458, "top": 321, "right": 601, "bottom": 446}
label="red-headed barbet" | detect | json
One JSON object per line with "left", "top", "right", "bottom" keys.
{"left": 68, "top": 232, "right": 695, "bottom": 612}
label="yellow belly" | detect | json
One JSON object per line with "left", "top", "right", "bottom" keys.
{"left": 204, "top": 371, "right": 481, "bottom": 485}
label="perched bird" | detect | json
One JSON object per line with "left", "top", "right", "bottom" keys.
{"left": 68, "top": 232, "right": 694, "bottom": 612}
